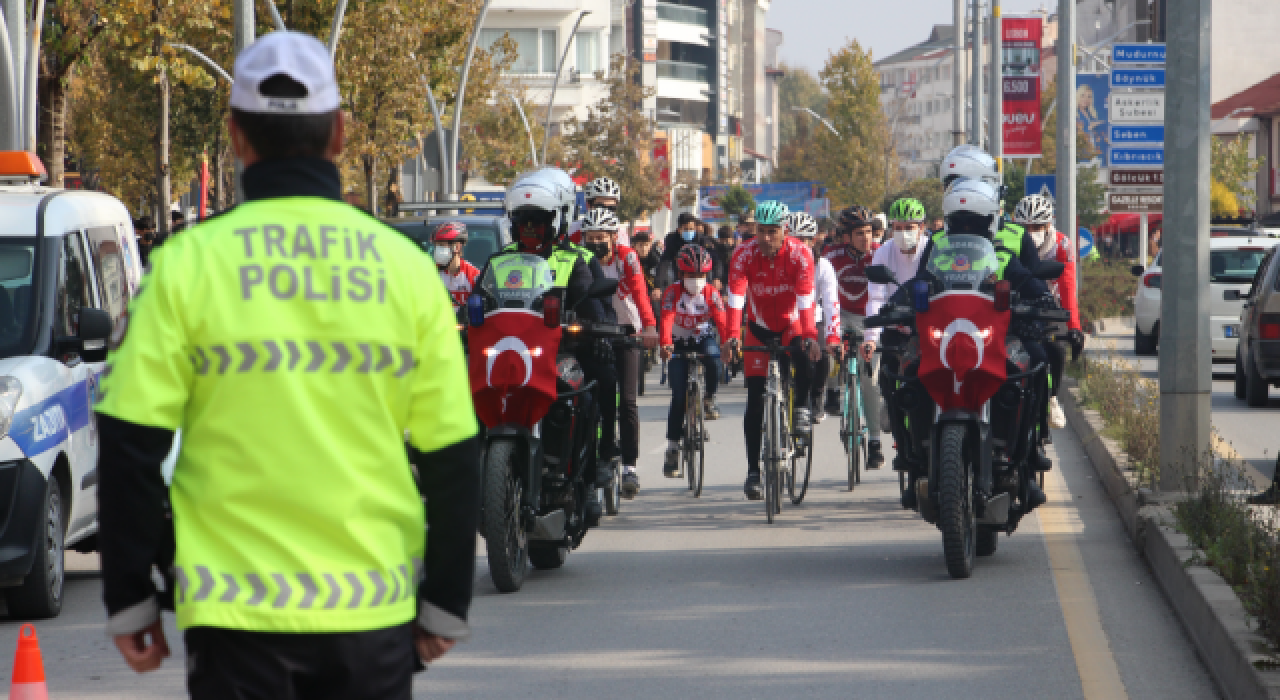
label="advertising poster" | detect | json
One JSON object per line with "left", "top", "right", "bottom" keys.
{"left": 698, "top": 182, "right": 823, "bottom": 222}
{"left": 1002, "top": 16, "right": 1042, "bottom": 157}
{"left": 1075, "top": 73, "right": 1110, "bottom": 165}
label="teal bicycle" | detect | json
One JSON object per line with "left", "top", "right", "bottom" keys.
{"left": 838, "top": 329, "right": 870, "bottom": 491}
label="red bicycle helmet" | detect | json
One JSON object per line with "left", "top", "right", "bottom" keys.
{"left": 433, "top": 221, "right": 468, "bottom": 243}
{"left": 676, "top": 244, "right": 713, "bottom": 274}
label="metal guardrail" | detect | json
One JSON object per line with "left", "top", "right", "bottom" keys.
{"left": 657, "top": 60, "right": 709, "bottom": 82}
{"left": 656, "top": 2, "right": 709, "bottom": 27}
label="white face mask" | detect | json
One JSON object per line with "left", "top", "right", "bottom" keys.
{"left": 433, "top": 246, "right": 455, "bottom": 267}
{"left": 683, "top": 278, "right": 706, "bottom": 296}
{"left": 894, "top": 227, "right": 919, "bottom": 251}
{"left": 1028, "top": 228, "right": 1048, "bottom": 248}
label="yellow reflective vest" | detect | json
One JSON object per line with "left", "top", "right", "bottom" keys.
{"left": 96, "top": 196, "right": 477, "bottom": 633}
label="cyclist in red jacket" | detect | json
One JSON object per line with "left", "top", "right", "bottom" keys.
{"left": 823, "top": 205, "right": 886, "bottom": 468}
{"left": 723, "top": 200, "right": 822, "bottom": 500}
{"left": 433, "top": 221, "right": 480, "bottom": 309}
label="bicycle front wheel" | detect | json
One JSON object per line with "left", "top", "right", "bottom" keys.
{"left": 687, "top": 381, "right": 704, "bottom": 494}
{"left": 847, "top": 367, "right": 863, "bottom": 491}
{"left": 789, "top": 431, "right": 813, "bottom": 504}
{"left": 762, "top": 397, "right": 776, "bottom": 524}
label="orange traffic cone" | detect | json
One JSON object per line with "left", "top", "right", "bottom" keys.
{"left": 9, "top": 624, "right": 49, "bottom": 700}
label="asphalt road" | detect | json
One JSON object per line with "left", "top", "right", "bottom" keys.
{"left": 1, "top": 367, "right": 1218, "bottom": 698}
{"left": 1088, "top": 318, "right": 1279, "bottom": 487}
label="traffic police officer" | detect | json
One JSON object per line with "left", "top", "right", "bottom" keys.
{"left": 96, "top": 31, "right": 480, "bottom": 698}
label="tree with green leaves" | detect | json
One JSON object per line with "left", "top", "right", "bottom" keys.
{"left": 38, "top": 1, "right": 113, "bottom": 187}
{"left": 809, "top": 39, "right": 891, "bottom": 211}
{"left": 719, "top": 184, "right": 755, "bottom": 221}
{"left": 882, "top": 178, "right": 943, "bottom": 220}
{"left": 559, "top": 55, "right": 664, "bottom": 225}
{"left": 1211, "top": 135, "right": 1262, "bottom": 211}
{"left": 777, "top": 64, "right": 826, "bottom": 150}
{"left": 1076, "top": 164, "right": 1108, "bottom": 228}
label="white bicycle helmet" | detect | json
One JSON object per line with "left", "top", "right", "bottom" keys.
{"left": 941, "top": 144, "right": 1001, "bottom": 191}
{"left": 786, "top": 211, "right": 819, "bottom": 238}
{"left": 584, "top": 176, "right": 621, "bottom": 201}
{"left": 1012, "top": 193, "right": 1055, "bottom": 225}
{"left": 942, "top": 177, "right": 1002, "bottom": 238}
{"left": 582, "top": 207, "right": 620, "bottom": 232}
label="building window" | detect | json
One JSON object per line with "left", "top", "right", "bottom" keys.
{"left": 576, "top": 30, "right": 600, "bottom": 74}
{"left": 481, "top": 28, "right": 558, "bottom": 74}
{"left": 942, "top": 64, "right": 951, "bottom": 80}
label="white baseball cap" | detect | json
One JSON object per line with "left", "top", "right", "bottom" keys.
{"left": 230, "top": 31, "right": 341, "bottom": 115}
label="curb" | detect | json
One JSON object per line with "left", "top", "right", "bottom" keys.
{"left": 1060, "top": 381, "right": 1280, "bottom": 700}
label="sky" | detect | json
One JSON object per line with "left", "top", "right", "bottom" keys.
{"left": 767, "top": 0, "right": 1053, "bottom": 74}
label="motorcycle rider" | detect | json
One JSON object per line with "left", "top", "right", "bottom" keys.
{"left": 433, "top": 221, "right": 480, "bottom": 309}
{"left": 906, "top": 177, "right": 1054, "bottom": 509}
{"left": 1012, "top": 194, "right": 1086, "bottom": 429}
{"left": 788, "top": 211, "right": 843, "bottom": 423}
{"left": 862, "top": 198, "right": 929, "bottom": 473}
{"left": 581, "top": 207, "right": 661, "bottom": 498}
{"left": 824, "top": 204, "right": 885, "bottom": 469}
{"left": 723, "top": 200, "right": 822, "bottom": 500}
{"left": 940, "top": 144, "right": 1046, "bottom": 276}
{"left": 659, "top": 245, "right": 728, "bottom": 476}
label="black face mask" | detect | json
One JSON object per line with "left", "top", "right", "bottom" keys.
{"left": 584, "top": 242, "right": 611, "bottom": 259}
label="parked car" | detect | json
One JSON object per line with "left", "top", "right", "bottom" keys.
{"left": 0, "top": 152, "right": 142, "bottom": 618}
{"left": 1235, "top": 245, "right": 1280, "bottom": 406}
{"left": 1130, "top": 235, "right": 1280, "bottom": 359}
{"left": 382, "top": 214, "right": 510, "bottom": 269}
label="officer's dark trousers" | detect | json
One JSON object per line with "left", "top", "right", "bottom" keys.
{"left": 185, "top": 624, "right": 417, "bottom": 700}
{"left": 610, "top": 344, "right": 641, "bottom": 466}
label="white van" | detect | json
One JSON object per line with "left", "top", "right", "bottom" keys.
{"left": 0, "top": 153, "right": 141, "bottom": 618}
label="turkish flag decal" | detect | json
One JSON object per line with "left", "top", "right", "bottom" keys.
{"left": 915, "top": 291, "right": 1011, "bottom": 412}
{"left": 467, "top": 310, "right": 562, "bottom": 428}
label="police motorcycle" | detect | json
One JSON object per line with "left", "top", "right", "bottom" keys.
{"left": 464, "top": 253, "right": 625, "bottom": 592}
{"left": 865, "top": 233, "right": 1067, "bottom": 579}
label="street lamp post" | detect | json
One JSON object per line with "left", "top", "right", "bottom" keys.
{"left": 541, "top": 10, "right": 592, "bottom": 165}
{"left": 449, "top": 0, "right": 495, "bottom": 200}
{"left": 790, "top": 106, "right": 839, "bottom": 137}
{"left": 504, "top": 93, "right": 538, "bottom": 168}
{"left": 1214, "top": 106, "right": 1254, "bottom": 128}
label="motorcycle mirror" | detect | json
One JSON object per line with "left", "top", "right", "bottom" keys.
{"left": 994, "top": 280, "right": 1011, "bottom": 312}
{"left": 1034, "top": 260, "right": 1065, "bottom": 280}
{"left": 866, "top": 264, "right": 897, "bottom": 285}
{"left": 543, "top": 294, "right": 562, "bottom": 328}
{"left": 467, "top": 294, "right": 486, "bottom": 327}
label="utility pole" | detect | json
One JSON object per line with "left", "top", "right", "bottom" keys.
{"left": 954, "top": 0, "right": 966, "bottom": 147}
{"left": 233, "top": 0, "right": 254, "bottom": 204}
{"left": 970, "top": 0, "right": 984, "bottom": 146}
{"left": 1056, "top": 0, "right": 1075, "bottom": 311}
{"left": 990, "top": 0, "right": 1002, "bottom": 164}
{"left": 1159, "top": 0, "right": 1211, "bottom": 489}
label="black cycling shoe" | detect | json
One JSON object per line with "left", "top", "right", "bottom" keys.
{"left": 824, "top": 390, "right": 842, "bottom": 416}
{"left": 1030, "top": 447, "right": 1053, "bottom": 472}
{"left": 866, "top": 441, "right": 884, "bottom": 469}
{"left": 744, "top": 471, "right": 764, "bottom": 500}
{"left": 1026, "top": 483, "right": 1048, "bottom": 510}
{"left": 663, "top": 448, "right": 680, "bottom": 478}
{"left": 901, "top": 481, "right": 918, "bottom": 510}
{"left": 585, "top": 490, "right": 603, "bottom": 526}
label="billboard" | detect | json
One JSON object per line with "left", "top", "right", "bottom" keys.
{"left": 698, "top": 182, "right": 824, "bottom": 222}
{"left": 1075, "top": 73, "right": 1110, "bottom": 165}
{"left": 1002, "top": 16, "right": 1043, "bottom": 157}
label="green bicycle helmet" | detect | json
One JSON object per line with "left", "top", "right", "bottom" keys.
{"left": 754, "top": 200, "right": 790, "bottom": 226}
{"left": 888, "top": 197, "right": 926, "bottom": 223}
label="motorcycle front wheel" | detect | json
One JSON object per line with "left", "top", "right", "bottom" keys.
{"left": 482, "top": 441, "right": 528, "bottom": 592}
{"left": 937, "top": 424, "right": 976, "bottom": 579}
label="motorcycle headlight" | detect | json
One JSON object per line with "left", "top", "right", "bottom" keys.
{"left": 0, "top": 376, "right": 23, "bottom": 440}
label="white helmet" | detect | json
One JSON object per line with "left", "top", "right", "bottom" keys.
{"left": 513, "top": 167, "right": 578, "bottom": 227}
{"left": 584, "top": 176, "right": 620, "bottom": 201}
{"left": 582, "top": 206, "right": 620, "bottom": 232}
{"left": 505, "top": 177, "right": 563, "bottom": 236}
{"left": 942, "top": 177, "right": 1002, "bottom": 238}
{"left": 786, "top": 211, "right": 819, "bottom": 238}
{"left": 941, "top": 145, "right": 1001, "bottom": 191}
{"left": 1012, "top": 194, "right": 1055, "bottom": 225}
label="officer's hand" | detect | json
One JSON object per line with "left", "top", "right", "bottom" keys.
{"left": 640, "top": 326, "right": 660, "bottom": 350}
{"left": 861, "top": 340, "right": 876, "bottom": 362}
{"left": 806, "top": 339, "right": 822, "bottom": 363}
{"left": 1067, "top": 328, "right": 1086, "bottom": 361}
{"left": 414, "top": 626, "right": 456, "bottom": 663}
{"left": 113, "top": 620, "right": 170, "bottom": 673}
{"left": 660, "top": 345, "right": 673, "bottom": 361}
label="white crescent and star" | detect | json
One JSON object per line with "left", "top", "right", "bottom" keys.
{"left": 938, "top": 318, "right": 984, "bottom": 394}
{"left": 486, "top": 336, "right": 534, "bottom": 387}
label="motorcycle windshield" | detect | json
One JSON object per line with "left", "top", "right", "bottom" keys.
{"left": 925, "top": 234, "right": 1000, "bottom": 292}
{"left": 479, "top": 253, "right": 556, "bottom": 309}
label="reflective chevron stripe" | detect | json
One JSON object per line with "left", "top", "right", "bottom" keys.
{"left": 173, "top": 565, "right": 417, "bottom": 610}
{"left": 189, "top": 341, "right": 416, "bottom": 376}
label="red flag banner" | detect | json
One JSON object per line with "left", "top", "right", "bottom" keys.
{"left": 1002, "top": 16, "right": 1043, "bottom": 157}
{"left": 915, "top": 292, "right": 1011, "bottom": 413}
{"left": 467, "top": 310, "right": 562, "bottom": 429}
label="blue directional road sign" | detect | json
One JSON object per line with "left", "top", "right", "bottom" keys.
{"left": 1077, "top": 228, "right": 1095, "bottom": 259}
{"left": 1110, "top": 125, "right": 1165, "bottom": 144}
{"left": 1109, "top": 147, "right": 1165, "bottom": 167}
{"left": 1111, "top": 44, "right": 1166, "bottom": 64}
{"left": 1025, "top": 175, "right": 1056, "bottom": 202}
{"left": 1111, "top": 69, "right": 1166, "bottom": 88}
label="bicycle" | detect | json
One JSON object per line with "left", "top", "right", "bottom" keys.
{"left": 742, "top": 339, "right": 814, "bottom": 519}
{"left": 838, "top": 329, "right": 869, "bottom": 491}
{"left": 673, "top": 348, "right": 709, "bottom": 497}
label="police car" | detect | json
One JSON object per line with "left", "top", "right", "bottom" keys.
{"left": 0, "top": 152, "right": 141, "bottom": 618}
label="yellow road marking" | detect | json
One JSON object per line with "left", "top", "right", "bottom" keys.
{"left": 1210, "top": 432, "right": 1270, "bottom": 488}
{"left": 1038, "top": 464, "right": 1130, "bottom": 700}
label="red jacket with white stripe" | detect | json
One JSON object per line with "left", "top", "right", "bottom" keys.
{"left": 599, "top": 244, "right": 656, "bottom": 330}
{"left": 726, "top": 237, "right": 818, "bottom": 341}
{"left": 439, "top": 260, "right": 481, "bottom": 309}
{"left": 659, "top": 282, "right": 728, "bottom": 346}
{"left": 1040, "top": 231, "right": 1082, "bottom": 331}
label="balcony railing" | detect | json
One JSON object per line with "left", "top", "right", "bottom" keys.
{"left": 656, "top": 2, "right": 710, "bottom": 27}
{"left": 657, "top": 60, "right": 709, "bottom": 82}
